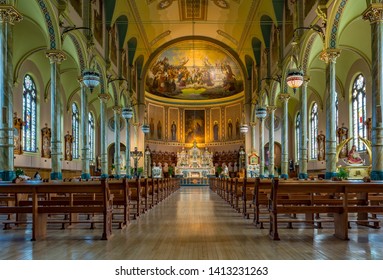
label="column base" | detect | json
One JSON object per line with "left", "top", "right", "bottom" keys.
{"left": 114, "top": 174, "right": 121, "bottom": 179}
{"left": 0, "top": 171, "right": 16, "bottom": 181}
{"left": 280, "top": 174, "right": 288, "bottom": 179}
{"left": 50, "top": 172, "right": 62, "bottom": 180}
{"left": 298, "top": 173, "right": 308, "bottom": 179}
{"left": 325, "top": 172, "right": 338, "bottom": 179}
{"left": 370, "top": 171, "right": 383, "bottom": 180}
{"left": 81, "top": 173, "right": 91, "bottom": 180}
{"left": 268, "top": 174, "right": 275, "bottom": 178}
{"left": 259, "top": 174, "right": 265, "bottom": 179}
{"left": 101, "top": 173, "right": 109, "bottom": 179}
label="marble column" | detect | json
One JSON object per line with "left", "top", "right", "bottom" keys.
{"left": 267, "top": 106, "right": 276, "bottom": 178}
{"left": 364, "top": 4, "right": 383, "bottom": 179}
{"left": 79, "top": 78, "right": 90, "bottom": 179}
{"left": 258, "top": 116, "right": 266, "bottom": 178}
{"left": 46, "top": 50, "right": 66, "bottom": 180}
{"left": 250, "top": 122, "right": 256, "bottom": 153}
{"left": 113, "top": 106, "right": 121, "bottom": 179}
{"left": 98, "top": 93, "right": 109, "bottom": 178}
{"left": 323, "top": 50, "right": 340, "bottom": 179}
{"left": 299, "top": 76, "right": 310, "bottom": 179}
{"left": 0, "top": 5, "right": 22, "bottom": 181}
{"left": 279, "top": 93, "right": 290, "bottom": 178}
{"left": 125, "top": 118, "right": 131, "bottom": 178}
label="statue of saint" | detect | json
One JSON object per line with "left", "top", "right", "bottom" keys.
{"left": 171, "top": 121, "right": 177, "bottom": 141}
{"left": 347, "top": 145, "right": 364, "bottom": 165}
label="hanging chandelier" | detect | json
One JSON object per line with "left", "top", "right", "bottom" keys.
{"left": 82, "top": 69, "right": 100, "bottom": 93}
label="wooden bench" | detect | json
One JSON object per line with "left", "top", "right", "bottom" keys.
{"left": 269, "top": 178, "right": 383, "bottom": 240}
{"left": 0, "top": 179, "right": 113, "bottom": 241}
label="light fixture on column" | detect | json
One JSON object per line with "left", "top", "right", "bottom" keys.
{"left": 255, "top": 106, "right": 267, "bottom": 119}
{"left": 121, "top": 107, "right": 133, "bottom": 120}
{"left": 141, "top": 107, "right": 150, "bottom": 134}
{"left": 240, "top": 108, "right": 249, "bottom": 134}
{"left": 82, "top": 69, "right": 100, "bottom": 93}
{"left": 286, "top": 42, "right": 303, "bottom": 94}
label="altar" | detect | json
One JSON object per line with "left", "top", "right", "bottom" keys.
{"left": 175, "top": 141, "right": 215, "bottom": 178}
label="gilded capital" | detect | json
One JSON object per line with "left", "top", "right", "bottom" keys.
{"left": 267, "top": 105, "right": 277, "bottom": 113}
{"left": 0, "top": 5, "right": 23, "bottom": 24}
{"left": 46, "top": 50, "right": 66, "bottom": 64}
{"left": 320, "top": 49, "right": 341, "bottom": 63}
{"left": 363, "top": 4, "right": 383, "bottom": 23}
{"left": 98, "top": 93, "right": 110, "bottom": 103}
{"left": 113, "top": 106, "right": 121, "bottom": 114}
{"left": 278, "top": 93, "right": 291, "bottom": 102}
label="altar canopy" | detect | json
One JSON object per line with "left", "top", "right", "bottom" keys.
{"left": 175, "top": 141, "right": 215, "bottom": 178}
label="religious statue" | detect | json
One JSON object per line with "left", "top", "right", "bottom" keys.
{"left": 213, "top": 121, "right": 219, "bottom": 141}
{"left": 41, "top": 124, "right": 51, "bottom": 158}
{"left": 64, "top": 131, "right": 73, "bottom": 161}
{"left": 171, "top": 121, "right": 177, "bottom": 141}
{"left": 157, "top": 120, "right": 162, "bottom": 140}
{"left": 235, "top": 118, "right": 240, "bottom": 139}
{"left": 337, "top": 124, "right": 348, "bottom": 158}
{"left": 365, "top": 117, "right": 372, "bottom": 141}
{"left": 13, "top": 112, "right": 23, "bottom": 155}
{"left": 317, "top": 131, "right": 325, "bottom": 161}
{"left": 346, "top": 145, "right": 364, "bottom": 165}
{"left": 149, "top": 118, "right": 154, "bottom": 138}
{"left": 228, "top": 119, "right": 233, "bottom": 139}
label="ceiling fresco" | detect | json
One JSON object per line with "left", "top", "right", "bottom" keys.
{"left": 145, "top": 40, "right": 244, "bottom": 100}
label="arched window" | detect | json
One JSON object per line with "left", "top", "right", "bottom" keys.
{"left": 88, "top": 112, "right": 95, "bottom": 162}
{"left": 72, "top": 103, "right": 80, "bottom": 159}
{"left": 352, "top": 74, "right": 367, "bottom": 151}
{"left": 296, "top": 112, "right": 300, "bottom": 160}
{"left": 310, "top": 102, "right": 318, "bottom": 159}
{"left": 22, "top": 74, "right": 37, "bottom": 152}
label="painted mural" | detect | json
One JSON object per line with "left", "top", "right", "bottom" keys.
{"left": 185, "top": 110, "right": 205, "bottom": 143}
{"left": 145, "top": 40, "right": 244, "bottom": 100}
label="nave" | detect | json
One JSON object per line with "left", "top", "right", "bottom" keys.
{"left": 0, "top": 186, "right": 382, "bottom": 260}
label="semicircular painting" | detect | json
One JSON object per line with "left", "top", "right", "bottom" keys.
{"left": 145, "top": 40, "right": 244, "bottom": 100}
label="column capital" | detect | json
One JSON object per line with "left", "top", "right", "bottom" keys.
{"left": 0, "top": 5, "right": 23, "bottom": 24}
{"left": 278, "top": 93, "right": 291, "bottom": 102}
{"left": 249, "top": 121, "right": 257, "bottom": 127}
{"left": 113, "top": 106, "right": 121, "bottom": 114}
{"left": 320, "top": 49, "right": 341, "bottom": 63}
{"left": 46, "top": 50, "right": 66, "bottom": 64}
{"left": 98, "top": 93, "right": 110, "bottom": 103}
{"left": 363, "top": 3, "right": 383, "bottom": 23}
{"left": 267, "top": 105, "right": 277, "bottom": 113}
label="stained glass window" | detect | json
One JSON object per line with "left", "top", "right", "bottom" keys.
{"left": 22, "top": 75, "right": 37, "bottom": 152}
{"left": 352, "top": 74, "right": 366, "bottom": 151}
{"left": 72, "top": 103, "right": 80, "bottom": 159}
{"left": 296, "top": 112, "right": 300, "bottom": 161}
{"left": 310, "top": 102, "right": 318, "bottom": 159}
{"left": 88, "top": 112, "right": 95, "bottom": 162}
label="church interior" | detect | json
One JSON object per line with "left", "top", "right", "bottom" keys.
{"left": 1, "top": 0, "right": 383, "bottom": 261}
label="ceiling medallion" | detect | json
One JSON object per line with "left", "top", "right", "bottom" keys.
{"left": 158, "top": 0, "right": 173, "bottom": 10}
{"left": 213, "top": 0, "right": 229, "bottom": 9}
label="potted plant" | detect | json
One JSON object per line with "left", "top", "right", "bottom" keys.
{"left": 337, "top": 167, "right": 349, "bottom": 180}
{"left": 168, "top": 165, "right": 174, "bottom": 177}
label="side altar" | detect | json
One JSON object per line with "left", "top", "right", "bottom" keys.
{"left": 175, "top": 141, "right": 215, "bottom": 178}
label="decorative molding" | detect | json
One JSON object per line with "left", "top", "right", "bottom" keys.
{"left": 158, "top": 0, "right": 174, "bottom": 10}
{"left": 127, "top": 0, "right": 151, "bottom": 54}
{"left": 38, "top": 0, "right": 57, "bottom": 49}
{"left": 46, "top": 50, "right": 66, "bottom": 63}
{"left": 217, "top": 30, "right": 238, "bottom": 45}
{"left": 329, "top": 0, "right": 348, "bottom": 49}
{"left": 302, "top": 35, "right": 315, "bottom": 73}
{"left": 213, "top": 0, "right": 229, "bottom": 9}
{"left": 150, "top": 30, "right": 171, "bottom": 46}
{"left": 68, "top": 34, "right": 85, "bottom": 71}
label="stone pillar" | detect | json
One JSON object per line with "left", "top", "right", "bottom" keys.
{"left": 364, "top": 4, "right": 383, "bottom": 179}
{"left": 46, "top": 50, "right": 66, "bottom": 180}
{"left": 98, "top": 93, "right": 109, "bottom": 178}
{"left": 323, "top": 50, "right": 340, "bottom": 179}
{"left": 250, "top": 122, "right": 256, "bottom": 153}
{"left": 267, "top": 106, "right": 276, "bottom": 178}
{"left": 299, "top": 76, "right": 310, "bottom": 179}
{"left": 125, "top": 118, "right": 131, "bottom": 178}
{"left": 279, "top": 93, "right": 290, "bottom": 178}
{"left": 0, "top": 5, "right": 22, "bottom": 181}
{"left": 113, "top": 106, "right": 121, "bottom": 179}
{"left": 258, "top": 116, "right": 265, "bottom": 178}
{"left": 79, "top": 78, "right": 90, "bottom": 179}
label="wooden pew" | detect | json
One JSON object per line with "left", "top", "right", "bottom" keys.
{"left": 268, "top": 178, "right": 383, "bottom": 240}
{"left": 0, "top": 179, "right": 113, "bottom": 241}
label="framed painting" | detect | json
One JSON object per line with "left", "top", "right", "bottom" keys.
{"left": 184, "top": 110, "right": 205, "bottom": 143}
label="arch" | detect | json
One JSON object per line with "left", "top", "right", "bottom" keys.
{"left": 244, "top": 55, "right": 254, "bottom": 80}
{"left": 260, "top": 15, "right": 273, "bottom": 49}
{"left": 116, "top": 15, "right": 128, "bottom": 49}
{"left": 36, "top": 0, "right": 61, "bottom": 49}
{"left": 13, "top": 46, "right": 46, "bottom": 84}
{"left": 128, "top": 37, "right": 138, "bottom": 66}
{"left": 252, "top": 37, "right": 262, "bottom": 66}
{"left": 105, "top": 0, "right": 117, "bottom": 29}
{"left": 326, "top": 0, "right": 349, "bottom": 49}
{"left": 67, "top": 33, "right": 87, "bottom": 72}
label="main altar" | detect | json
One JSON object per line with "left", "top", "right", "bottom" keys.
{"left": 175, "top": 141, "right": 215, "bottom": 178}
